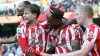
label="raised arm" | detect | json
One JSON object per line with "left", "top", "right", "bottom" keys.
{"left": 57, "top": 18, "right": 77, "bottom": 31}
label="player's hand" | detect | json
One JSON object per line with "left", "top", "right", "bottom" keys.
{"left": 44, "top": 6, "right": 53, "bottom": 18}
{"left": 51, "top": 41, "right": 58, "bottom": 48}
{"left": 25, "top": 47, "right": 36, "bottom": 56}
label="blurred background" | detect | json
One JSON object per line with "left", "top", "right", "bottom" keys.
{"left": 0, "top": 0, "right": 100, "bottom": 56}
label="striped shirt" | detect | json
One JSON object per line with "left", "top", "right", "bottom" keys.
{"left": 82, "top": 23, "right": 100, "bottom": 56}
{"left": 48, "top": 24, "right": 81, "bottom": 54}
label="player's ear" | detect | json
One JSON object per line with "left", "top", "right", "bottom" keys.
{"left": 33, "top": 13, "right": 37, "bottom": 18}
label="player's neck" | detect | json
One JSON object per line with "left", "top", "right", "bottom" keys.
{"left": 29, "top": 19, "right": 38, "bottom": 27}
{"left": 83, "top": 18, "right": 93, "bottom": 28}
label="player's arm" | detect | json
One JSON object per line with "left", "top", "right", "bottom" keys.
{"left": 0, "top": 35, "right": 17, "bottom": 44}
{"left": 57, "top": 18, "right": 77, "bottom": 31}
{"left": 50, "top": 41, "right": 94, "bottom": 56}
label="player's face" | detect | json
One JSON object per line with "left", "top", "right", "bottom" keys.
{"left": 17, "top": 2, "right": 24, "bottom": 16}
{"left": 23, "top": 9, "right": 36, "bottom": 24}
{"left": 76, "top": 9, "right": 84, "bottom": 25}
{"left": 47, "top": 17, "right": 62, "bottom": 28}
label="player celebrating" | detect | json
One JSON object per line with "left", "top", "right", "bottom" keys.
{"left": 49, "top": 4, "right": 100, "bottom": 56}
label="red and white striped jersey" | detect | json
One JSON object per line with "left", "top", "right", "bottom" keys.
{"left": 16, "top": 21, "right": 50, "bottom": 56}
{"left": 48, "top": 24, "right": 81, "bottom": 54}
{"left": 28, "top": 23, "right": 49, "bottom": 53}
{"left": 16, "top": 21, "right": 27, "bottom": 38}
{"left": 82, "top": 23, "right": 100, "bottom": 56}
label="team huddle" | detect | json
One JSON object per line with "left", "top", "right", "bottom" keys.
{"left": 0, "top": 1, "right": 100, "bottom": 56}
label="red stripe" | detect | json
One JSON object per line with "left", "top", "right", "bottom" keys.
{"left": 68, "top": 25, "right": 72, "bottom": 44}
{"left": 64, "top": 47, "right": 70, "bottom": 52}
{"left": 57, "top": 47, "right": 63, "bottom": 53}
{"left": 61, "top": 28, "right": 67, "bottom": 44}
{"left": 91, "top": 49, "right": 97, "bottom": 56}
{"left": 39, "top": 46, "right": 43, "bottom": 52}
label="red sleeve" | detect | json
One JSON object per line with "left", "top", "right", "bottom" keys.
{"left": 18, "top": 36, "right": 29, "bottom": 53}
{"left": 18, "top": 36, "right": 41, "bottom": 55}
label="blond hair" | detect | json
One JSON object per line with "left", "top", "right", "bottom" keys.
{"left": 77, "top": 4, "right": 93, "bottom": 18}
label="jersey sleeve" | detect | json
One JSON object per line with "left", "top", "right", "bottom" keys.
{"left": 39, "top": 21, "right": 49, "bottom": 30}
{"left": 85, "top": 27, "right": 99, "bottom": 43}
{"left": 16, "top": 26, "right": 25, "bottom": 39}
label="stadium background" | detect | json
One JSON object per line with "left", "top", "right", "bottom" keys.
{"left": 0, "top": 0, "right": 100, "bottom": 56}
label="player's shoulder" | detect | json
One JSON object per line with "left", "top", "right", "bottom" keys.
{"left": 17, "top": 21, "right": 25, "bottom": 28}
{"left": 39, "top": 21, "right": 47, "bottom": 25}
{"left": 67, "top": 24, "right": 80, "bottom": 30}
{"left": 39, "top": 21, "right": 49, "bottom": 29}
{"left": 88, "top": 23, "right": 99, "bottom": 30}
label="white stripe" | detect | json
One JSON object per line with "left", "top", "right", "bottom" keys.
{"left": 56, "top": 47, "right": 60, "bottom": 54}
{"left": 21, "top": 26, "right": 25, "bottom": 38}
{"left": 42, "top": 29, "right": 45, "bottom": 52}
{"left": 94, "top": 44, "right": 99, "bottom": 56}
{"left": 69, "top": 27, "right": 75, "bottom": 40}
{"left": 28, "top": 28, "right": 32, "bottom": 45}
{"left": 40, "top": 21, "right": 47, "bottom": 25}
{"left": 24, "top": 23, "right": 26, "bottom": 34}
{"left": 60, "top": 47, "right": 67, "bottom": 53}
{"left": 35, "top": 27, "right": 39, "bottom": 51}
{"left": 59, "top": 30, "right": 63, "bottom": 44}
{"left": 86, "top": 28, "right": 90, "bottom": 39}
{"left": 91, "top": 27, "right": 98, "bottom": 43}
{"left": 65, "top": 26, "right": 72, "bottom": 51}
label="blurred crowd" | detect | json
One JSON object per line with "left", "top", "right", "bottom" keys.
{"left": 0, "top": 0, "right": 100, "bottom": 16}
{"left": 0, "top": 36, "right": 22, "bottom": 56}
{"left": 0, "top": 0, "right": 100, "bottom": 56}
{"left": 0, "top": 4, "right": 17, "bottom": 16}
{"left": 50, "top": 0, "right": 100, "bottom": 12}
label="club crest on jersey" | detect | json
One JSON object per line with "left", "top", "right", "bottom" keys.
{"left": 36, "top": 29, "right": 42, "bottom": 35}
{"left": 75, "top": 29, "right": 79, "bottom": 35}
{"left": 88, "top": 31, "right": 94, "bottom": 38}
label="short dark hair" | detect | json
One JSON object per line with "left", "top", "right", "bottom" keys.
{"left": 25, "top": 4, "right": 40, "bottom": 18}
{"left": 23, "top": 1, "right": 31, "bottom": 5}
{"left": 51, "top": 9, "right": 63, "bottom": 20}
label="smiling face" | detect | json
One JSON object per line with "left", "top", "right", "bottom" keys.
{"left": 23, "top": 8, "right": 36, "bottom": 24}
{"left": 75, "top": 4, "right": 93, "bottom": 25}
{"left": 23, "top": 4, "right": 40, "bottom": 24}
{"left": 47, "top": 16, "right": 62, "bottom": 29}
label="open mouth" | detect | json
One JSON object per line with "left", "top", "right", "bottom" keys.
{"left": 23, "top": 17, "right": 28, "bottom": 23}
{"left": 24, "top": 20, "right": 28, "bottom": 23}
